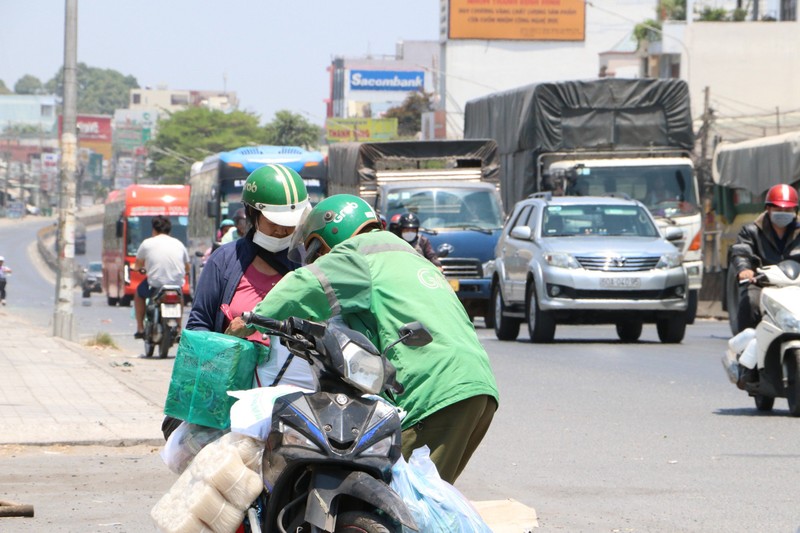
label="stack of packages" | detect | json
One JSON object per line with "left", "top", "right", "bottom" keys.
{"left": 151, "top": 432, "right": 264, "bottom": 533}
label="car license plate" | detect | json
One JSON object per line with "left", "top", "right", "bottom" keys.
{"left": 161, "top": 304, "right": 182, "bottom": 318}
{"left": 600, "top": 277, "right": 641, "bottom": 289}
{"left": 448, "top": 279, "right": 460, "bottom": 292}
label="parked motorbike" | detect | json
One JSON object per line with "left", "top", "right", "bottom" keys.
{"left": 722, "top": 259, "right": 800, "bottom": 416}
{"left": 143, "top": 280, "right": 184, "bottom": 359}
{"left": 239, "top": 311, "right": 431, "bottom": 533}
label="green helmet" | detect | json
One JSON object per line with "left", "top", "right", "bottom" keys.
{"left": 242, "top": 164, "right": 310, "bottom": 227}
{"left": 288, "top": 194, "right": 381, "bottom": 264}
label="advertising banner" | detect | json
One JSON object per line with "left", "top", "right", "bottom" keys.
{"left": 349, "top": 70, "right": 425, "bottom": 92}
{"left": 448, "top": 0, "right": 585, "bottom": 41}
{"left": 325, "top": 118, "right": 398, "bottom": 143}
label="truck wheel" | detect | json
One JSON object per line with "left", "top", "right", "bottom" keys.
{"left": 492, "top": 284, "right": 520, "bottom": 341}
{"left": 685, "top": 289, "right": 698, "bottom": 324}
{"left": 785, "top": 348, "right": 800, "bottom": 417}
{"left": 616, "top": 321, "right": 643, "bottom": 342}
{"left": 656, "top": 315, "right": 686, "bottom": 344}
{"left": 527, "top": 284, "right": 555, "bottom": 343}
{"left": 754, "top": 394, "right": 774, "bottom": 412}
{"left": 726, "top": 266, "right": 740, "bottom": 335}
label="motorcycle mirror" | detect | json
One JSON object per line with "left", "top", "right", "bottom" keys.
{"left": 778, "top": 259, "right": 800, "bottom": 280}
{"left": 397, "top": 322, "right": 433, "bottom": 347}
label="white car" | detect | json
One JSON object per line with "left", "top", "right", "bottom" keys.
{"left": 491, "top": 194, "right": 688, "bottom": 343}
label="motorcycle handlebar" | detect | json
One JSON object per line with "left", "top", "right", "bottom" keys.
{"left": 241, "top": 312, "right": 287, "bottom": 333}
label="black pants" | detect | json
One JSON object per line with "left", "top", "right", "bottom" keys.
{"left": 0, "top": 279, "right": 6, "bottom": 300}
{"left": 736, "top": 284, "right": 762, "bottom": 332}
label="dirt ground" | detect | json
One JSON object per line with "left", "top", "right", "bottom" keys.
{"left": 0, "top": 444, "right": 177, "bottom": 532}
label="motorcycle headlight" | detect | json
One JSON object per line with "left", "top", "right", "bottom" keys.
{"left": 761, "top": 293, "right": 800, "bottom": 332}
{"left": 656, "top": 252, "right": 683, "bottom": 269}
{"left": 359, "top": 436, "right": 393, "bottom": 457}
{"left": 544, "top": 252, "right": 580, "bottom": 269}
{"left": 342, "top": 341, "right": 384, "bottom": 395}
{"left": 280, "top": 423, "right": 320, "bottom": 451}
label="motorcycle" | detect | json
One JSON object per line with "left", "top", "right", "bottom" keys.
{"left": 239, "top": 311, "right": 431, "bottom": 533}
{"left": 722, "top": 259, "right": 800, "bottom": 416}
{"left": 143, "top": 277, "right": 184, "bottom": 359}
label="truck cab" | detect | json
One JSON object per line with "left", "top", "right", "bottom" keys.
{"left": 377, "top": 180, "right": 505, "bottom": 323}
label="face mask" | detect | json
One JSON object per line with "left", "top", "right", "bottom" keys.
{"left": 402, "top": 231, "right": 417, "bottom": 242}
{"left": 770, "top": 211, "right": 796, "bottom": 229}
{"left": 253, "top": 229, "right": 292, "bottom": 252}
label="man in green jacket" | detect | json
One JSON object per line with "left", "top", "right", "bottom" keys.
{"left": 229, "top": 194, "right": 499, "bottom": 483}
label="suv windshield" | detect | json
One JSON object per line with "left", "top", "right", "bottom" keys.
{"left": 385, "top": 187, "right": 504, "bottom": 230}
{"left": 542, "top": 204, "right": 659, "bottom": 237}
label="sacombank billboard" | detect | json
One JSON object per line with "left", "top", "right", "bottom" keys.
{"left": 349, "top": 70, "right": 425, "bottom": 92}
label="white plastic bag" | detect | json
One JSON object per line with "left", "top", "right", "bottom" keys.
{"left": 390, "top": 445, "right": 492, "bottom": 533}
{"left": 161, "top": 421, "right": 227, "bottom": 474}
{"left": 228, "top": 385, "right": 313, "bottom": 441}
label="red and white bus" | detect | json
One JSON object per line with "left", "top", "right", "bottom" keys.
{"left": 101, "top": 185, "right": 191, "bottom": 307}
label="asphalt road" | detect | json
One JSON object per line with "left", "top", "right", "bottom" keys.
{"left": 2, "top": 217, "right": 799, "bottom": 532}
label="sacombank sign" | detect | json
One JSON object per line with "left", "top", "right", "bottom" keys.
{"left": 349, "top": 70, "right": 425, "bottom": 92}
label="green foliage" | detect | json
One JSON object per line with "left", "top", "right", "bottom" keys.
{"left": 633, "top": 18, "right": 662, "bottom": 43}
{"left": 731, "top": 8, "right": 747, "bottom": 21}
{"left": 263, "top": 110, "right": 322, "bottom": 149}
{"left": 85, "top": 332, "right": 119, "bottom": 349}
{"left": 383, "top": 92, "right": 434, "bottom": 138}
{"left": 0, "top": 79, "right": 11, "bottom": 95}
{"left": 698, "top": 7, "right": 728, "bottom": 20}
{"left": 659, "top": 0, "right": 686, "bottom": 20}
{"left": 14, "top": 74, "right": 44, "bottom": 95}
{"left": 45, "top": 62, "right": 139, "bottom": 115}
{"left": 148, "top": 107, "right": 268, "bottom": 183}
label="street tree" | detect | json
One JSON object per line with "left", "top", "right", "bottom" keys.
{"left": 148, "top": 107, "right": 268, "bottom": 183}
{"left": 383, "top": 92, "right": 434, "bottom": 138}
{"left": 45, "top": 63, "right": 138, "bottom": 115}
{"left": 0, "top": 79, "right": 11, "bottom": 95}
{"left": 14, "top": 75, "right": 44, "bottom": 95}
{"left": 263, "top": 110, "right": 322, "bottom": 149}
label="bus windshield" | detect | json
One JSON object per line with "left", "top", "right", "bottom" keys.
{"left": 126, "top": 215, "right": 189, "bottom": 256}
{"left": 567, "top": 164, "right": 699, "bottom": 217}
{"left": 385, "top": 187, "right": 504, "bottom": 230}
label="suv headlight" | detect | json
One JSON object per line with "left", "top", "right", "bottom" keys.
{"left": 342, "top": 341, "right": 384, "bottom": 394}
{"left": 656, "top": 252, "right": 683, "bottom": 269}
{"left": 761, "top": 292, "right": 800, "bottom": 332}
{"left": 543, "top": 252, "right": 580, "bottom": 269}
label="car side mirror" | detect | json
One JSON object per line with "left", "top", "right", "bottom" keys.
{"left": 115, "top": 218, "right": 123, "bottom": 238}
{"left": 664, "top": 226, "right": 683, "bottom": 242}
{"left": 510, "top": 226, "right": 532, "bottom": 240}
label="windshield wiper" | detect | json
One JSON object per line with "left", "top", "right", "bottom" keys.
{"left": 453, "top": 224, "right": 494, "bottom": 234}
{"left": 420, "top": 227, "right": 438, "bottom": 236}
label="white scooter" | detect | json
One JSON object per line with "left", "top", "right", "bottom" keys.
{"left": 722, "top": 259, "right": 800, "bottom": 416}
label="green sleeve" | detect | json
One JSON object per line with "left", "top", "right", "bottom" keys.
{"left": 252, "top": 268, "right": 333, "bottom": 321}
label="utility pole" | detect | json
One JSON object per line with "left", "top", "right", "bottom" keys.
{"left": 776, "top": 106, "right": 781, "bottom": 134}
{"left": 54, "top": 0, "right": 78, "bottom": 341}
{"left": 699, "top": 86, "right": 712, "bottom": 192}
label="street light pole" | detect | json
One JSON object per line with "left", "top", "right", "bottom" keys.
{"left": 54, "top": 0, "right": 78, "bottom": 341}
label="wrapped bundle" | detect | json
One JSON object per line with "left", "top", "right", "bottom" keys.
{"left": 186, "top": 482, "right": 244, "bottom": 533}
{"left": 151, "top": 481, "right": 213, "bottom": 533}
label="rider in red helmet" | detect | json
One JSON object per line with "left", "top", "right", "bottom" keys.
{"left": 731, "top": 183, "right": 800, "bottom": 384}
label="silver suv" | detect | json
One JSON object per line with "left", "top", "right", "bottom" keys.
{"left": 491, "top": 194, "right": 688, "bottom": 343}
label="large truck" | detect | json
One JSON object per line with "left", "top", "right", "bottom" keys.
{"left": 326, "top": 140, "right": 504, "bottom": 325}
{"left": 102, "top": 185, "right": 191, "bottom": 307}
{"left": 464, "top": 78, "right": 703, "bottom": 323}
{"left": 711, "top": 130, "right": 800, "bottom": 333}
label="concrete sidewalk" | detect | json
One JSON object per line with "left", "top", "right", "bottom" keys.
{"left": 0, "top": 308, "right": 165, "bottom": 446}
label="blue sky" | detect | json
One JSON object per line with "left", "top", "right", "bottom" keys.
{"left": 0, "top": 0, "right": 440, "bottom": 126}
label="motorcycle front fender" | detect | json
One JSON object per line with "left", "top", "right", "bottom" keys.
{"left": 305, "top": 469, "right": 418, "bottom": 532}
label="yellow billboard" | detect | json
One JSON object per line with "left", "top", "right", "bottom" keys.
{"left": 326, "top": 118, "right": 399, "bottom": 143}
{"left": 448, "top": 0, "right": 585, "bottom": 41}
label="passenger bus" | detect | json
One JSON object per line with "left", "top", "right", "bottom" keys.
{"left": 186, "top": 145, "right": 326, "bottom": 296}
{"left": 102, "top": 184, "right": 191, "bottom": 307}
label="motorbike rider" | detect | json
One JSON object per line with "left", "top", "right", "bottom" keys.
{"left": 221, "top": 208, "right": 248, "bottom": 244}
{"left": 391, "top": 212, "right": 442, "bottom": 269}
{"left": 133, "top": 216, "right": 190, "bottom": 339}
{"left": 228, "top": 194, "right": 499, "bottom": 484}
{"left": 0, "top": 255, "right": 11, "bottom": 305}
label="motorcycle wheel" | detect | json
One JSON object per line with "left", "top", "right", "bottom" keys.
{"left": 754, "top": 394, "right": 775, "bottom": 412}
{"left": 492, "top": 283, "right": 520, "bottom": 341}
{"left": 158, "top": 324, "right": 173, "bottom": 359}
{"left": 785, "top": 348, "right": 800, "bottom": 417}
{"left": 144, "top": 337, "right": 155, "bottom": 358}
{"left": 616, "top": 321, "right": 643, "bottom": 343}
{"left": 335, "top": 511, "right": 397, "bottom": 532}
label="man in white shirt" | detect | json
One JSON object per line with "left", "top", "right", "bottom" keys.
{"left": 133, "top": 215, "right": 190, "bottom": 338}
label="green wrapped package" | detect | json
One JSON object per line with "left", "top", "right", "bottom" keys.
{"left": 164, "top": 329, "right": 261, "bottom": 429}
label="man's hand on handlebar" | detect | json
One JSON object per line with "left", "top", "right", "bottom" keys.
{"left": 738, "top": 269, "right": 756, "bottom": 283}
{"left": 225, "top": 316, "right": 256, "bottom": 338}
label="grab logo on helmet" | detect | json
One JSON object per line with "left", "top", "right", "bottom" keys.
{"left": 333, "top": 202, "right": 360, "bottom": 223}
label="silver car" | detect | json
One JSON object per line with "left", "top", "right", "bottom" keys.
{"left": 491, "top": 194, "right": 688, "bottom": 343}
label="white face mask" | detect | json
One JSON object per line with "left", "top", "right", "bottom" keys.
{"left": 253, "top": 229, "right": 292, "bottom": 252}
{"left": 770, "top": 211, "right": 796, "bottom": 229}
{"left": 402, "top": 231, "right": 417, "bottom": 242}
